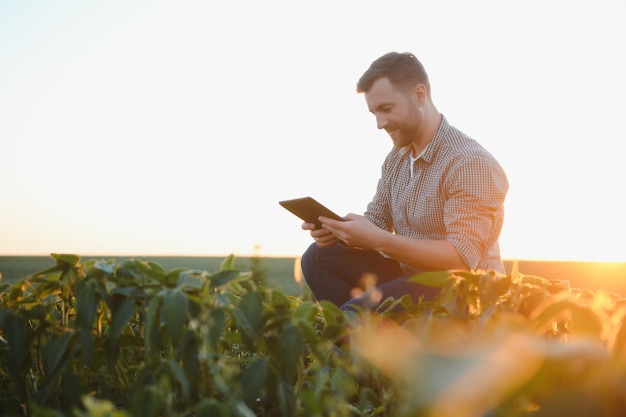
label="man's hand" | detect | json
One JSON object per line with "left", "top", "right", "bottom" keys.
{"left": 318, "top": 213, "right": 387, "bottom": 250}
{"left": 302, "top": 221, "right": 341, "bottom": 247}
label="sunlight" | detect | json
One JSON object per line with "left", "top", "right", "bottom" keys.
{"left": 1, "top": 0, "right": 624, "bottom": 260}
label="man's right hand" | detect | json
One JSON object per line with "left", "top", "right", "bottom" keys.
{"left": 302, "top": 221, "right": 340, "bottom": 247}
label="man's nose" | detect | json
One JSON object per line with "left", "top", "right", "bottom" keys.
{"left": 376, "top": 114, "right": 387, "bottom": 130}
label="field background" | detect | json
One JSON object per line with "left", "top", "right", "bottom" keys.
{"left": 1, "top": 256, "right": 626, "bottom": 296}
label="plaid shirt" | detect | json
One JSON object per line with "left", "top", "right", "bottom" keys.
{"left": 365, "top": 116, "right": 509, "bottom": 274}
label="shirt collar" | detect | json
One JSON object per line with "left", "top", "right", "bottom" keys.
{"left": 401, "top": 115, "right": 449, "bottom": 163}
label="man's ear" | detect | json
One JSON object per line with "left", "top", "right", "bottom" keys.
{"left": 414, "top": 84, "right": 428, "bottom": 105}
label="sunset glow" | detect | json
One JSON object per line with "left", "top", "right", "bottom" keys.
{"left": 1, "top": 0, "right": 625, "bottom": 262}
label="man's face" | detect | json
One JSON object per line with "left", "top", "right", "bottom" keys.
{"left": 364, "top": 77, "right": 423, "bottom": 148}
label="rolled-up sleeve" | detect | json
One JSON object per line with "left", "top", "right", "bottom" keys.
{"left": 443, "top": 151, "right": 509, "bottom": 270}
{"left": 361, "top": 117, "right": 509, "bottom": 274}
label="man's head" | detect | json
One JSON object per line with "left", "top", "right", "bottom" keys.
{"left": 358, "top": 52, "right": 439, "bottom": 151}
{"left": 356, "top": 52, "right": 431, "bottom": 97}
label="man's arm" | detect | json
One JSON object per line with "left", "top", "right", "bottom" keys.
{"left": 319, "top": 214, "right": 467, "bottom": 271}
{"left": 375, "top": 231, "right": 467, "bottom": 271}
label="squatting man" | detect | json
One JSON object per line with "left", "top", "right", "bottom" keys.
{"left": 298, "top": 52, "right": 508, "bottom": 312}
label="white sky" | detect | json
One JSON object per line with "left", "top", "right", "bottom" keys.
{"left": 1, "top": 0, "right": 625, "bottom": 261}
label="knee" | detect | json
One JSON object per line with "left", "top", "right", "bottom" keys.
{"left": 302, "top": 243, "right": 320, "bottom": 264}
{"left": 301, "top": 242, "right": 321, "bottom": 270}
{"left": 301, "top": 242, "right": 345, "bottom": 274}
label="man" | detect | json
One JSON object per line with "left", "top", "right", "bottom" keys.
{"left": 300, "top": 52, "right": 509, "bottom": 311}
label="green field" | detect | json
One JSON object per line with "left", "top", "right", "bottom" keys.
{"left": 0, "top": 255, "right": 304, "bottom": 296}
{"left": 2, "top": 255, "right": 625, "bottom": 296}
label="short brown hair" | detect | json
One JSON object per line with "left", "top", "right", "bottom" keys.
{"left": 356, "top": 52, "right": 431, "bottom": 94}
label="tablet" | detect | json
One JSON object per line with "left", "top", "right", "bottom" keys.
{"left": 279, "top": 197, "right": 344, "bottom": 229}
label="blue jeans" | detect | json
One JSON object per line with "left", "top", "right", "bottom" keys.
{"left": 300, "top": 243, "right": 440, "bottom": 312}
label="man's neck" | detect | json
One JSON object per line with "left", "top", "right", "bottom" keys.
{"left": 411, "top": 110, "right": 442, "bottom": 157}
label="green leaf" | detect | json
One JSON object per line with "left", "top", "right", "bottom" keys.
{"left": 145, "top": 296, "right": 163, "bottom": 354}
{"left": 95, "top": 279, "right": 113, "bottom": 309}
{"left": 242, "top": 357, "right": 269, "bottom": 407}
{"left": 167, "top": 359, "right": 190, "bottom": 400}
{"left": 60, "top": 265, "right": 79, "bottom": 300}
{"left": 531, "top": 298, "right": 574, "bottom": 332}
{"left": 42, "top": 332, "right": 75, "bottom": 376}
{"left": 569, "top": 304, "right": 604, "bottom": 338}
{"left": 93, "top": 259, "right": 116, "bottom": 275}
{"left": 114, "top": 260, "right": 144, "bottom": 281}
{"left": 277, "top": 378, "right": 296, "bottom": 417}
{"left": 408, "top": 271, "right": 453, "bottom": 287}
{"left": 239, "top": 291, "right": 263, "bottom": 335}
{"left": 51, "top": 253, "right": 81, "bottom": 266}
{"left": 545, "top": 279, "right": 571, "bottom": 294}
{"left": 449, "top": 271, "right": 478, "bottom": 286}
{"left": 494, "top": 276, "right": 511, "bottom": 296}
{"left": 206, "top": 308, "right": 227, "bottom": 350}
{"left": 271, "top": 290, "right": 292, "bottom": 311}
{"left": 130, "top": 385, "right": 163, "bottom": 417}
{"left": 76, "top": 279, "right": 98, "bottom": 329}
{"left": 195, "top": 399, "right": 230, "bottom": 417}
{"left": 530, "top": 296, "right": 602, "bottom": 338}
{"left": 295, "top": 320, "right": 321, "bottom": 347}
{"left": 319, "top": 301, "right": 345, "bottom": 327}
{"left": 110, "top": 298, "right": 136, "bottom": 341}
{"left": 109, "top": 286, "right": 146, "bottom": 298}
{"left": 358, "top": 386, "right": 384, "bottom": 413}
{"left": 331, "top": 367, "right": 358, "bottom": 400}
{"left": 133, "top": 260, "right": 166, "bottom": 282}
{"left": 613, "top": 316, "right": 626, "bottom": 361}
{"left": 522, "top": 274, "right": 549, "bottom": 287}
{"left": 80, "top": 397, "right": 131, "bottom": 417}
{"left": 280, "top": 322, "right": 303, "bottom": 383}
{"left": 160, "top": 289, "right": 188, "bottom": 344}
{"left": 176, "top": 270, "right": 206, "bottom": 290}
{"left": 220, "top": 254, "right": 236, "bottom": 270}
{"left": 78, "top": 328, "right": 95, "bottom": 365}
{"left": 293, "top": 302, "right": 317, "bottom": 322}
{"left": 230, "top": 308, "right": 255, "bottom": 345}
{"left": 478, "top": 273, "right": 497, "bottom": 311}
{"left": 177, "top": 333, "right": 200, "bottom": 398}
{"left": 209, "top": 269, "right": 245, "bottom": 290}
{"left": 0, "top": 309, "right": 7, "bottom": 328}
{"left": 232, "top": 401, "right": 257, "bottom": 417}
{"left": 510, "top": 259, "right": 521, "bottom": 284}
{"left": 28, "top": 264, "right": 64, "bottom": 280}
{"left": 60, "top": 372, "right": 81, "bottom": 409}
{"left": 5, "top": 314, "right": 28, "bottom": 365}
{"left": 377, "top": 296, "right": 404, "bottom": 312}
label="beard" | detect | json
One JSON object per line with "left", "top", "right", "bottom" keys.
{"left": 388, "top": 107, "right": 424, "bottom": 149}
{"left": 387, "top": 125, "right": 417, "bottom": 149}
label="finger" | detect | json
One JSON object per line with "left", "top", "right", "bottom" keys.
{"left": 301, "top": 222, "right": 316, "bottom": 231}
{"left": 342, "top": 213, "right": 357, "bottom": 221}
{"left": 315, "top": 234, "right": 338, "bottom": 247}
{"left": 319, "top": 216, "right": 344, "bottom": 225}
{"left": 319, "top": 218, "right": 345, "bottom": 234}
{"left": 310, "top": 228, "right": 332, "bottom": 238}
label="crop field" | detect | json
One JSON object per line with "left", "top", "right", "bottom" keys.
{"left": 0, "top": 255, "right": 304, "bottom": 296}
{"left": 3, "top": 253, "right": 626, "bottom": 415}
{"left": 1, "top": 255, "right": 625, "bottom": 296}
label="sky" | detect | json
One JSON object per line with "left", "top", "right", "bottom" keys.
{"left": 1, "top": 0, "right": 625, "bottom": 262}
